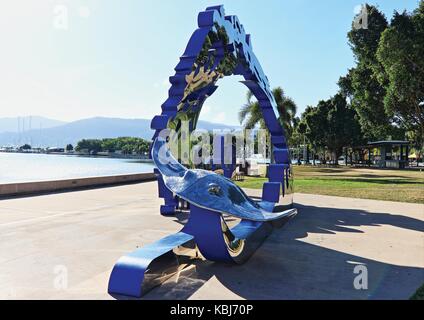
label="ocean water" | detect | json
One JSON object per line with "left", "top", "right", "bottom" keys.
{"left": 0, "top": 153, "right": 155, "bottom": 184}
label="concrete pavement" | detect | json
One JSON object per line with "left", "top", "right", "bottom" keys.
{"left": 0, "top": 182, "right": 422, "bottom": 299}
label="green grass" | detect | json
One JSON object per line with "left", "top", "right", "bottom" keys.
{"left": 236, "top": 166, "right": 424, "bottom": 204}
{"left": 411, "top": 284, "right": 424, "bottom": 300}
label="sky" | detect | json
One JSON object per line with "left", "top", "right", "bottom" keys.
{"left": 0, "top": 0, "right": 420, "bottom": 125}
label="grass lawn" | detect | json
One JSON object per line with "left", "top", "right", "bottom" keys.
{"left": 236, "top": 166, "right": 424, "bottom": 204}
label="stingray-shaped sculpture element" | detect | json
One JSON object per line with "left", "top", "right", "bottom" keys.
{"left": 108, "top": 5, "right": 297, "bottom": 299}
{"left": 153, "top": 137, "right": 288, "bottom": 221}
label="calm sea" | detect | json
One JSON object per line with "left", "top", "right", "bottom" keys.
{"left": 0, "top": 153, "right": 155, "bottom": 184}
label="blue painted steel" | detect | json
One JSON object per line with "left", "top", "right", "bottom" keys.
{"left": 182, "top": 205, "right": 294, "bottom": 264}
{"left": 183, "top": 205, "right": 233, "bottom": 262}
{"left": 231, "top": 220, "right": 265, "bottom": 239}
{"left": 262, "top": 182, "right": 281, "bottom": 203}
{"left": 150, "top": 115, "right": 169, "bottom": 130}
{"left": 274, "top": 148, "right": 290, "bottom": 163}
{"left": 108, "top": 5, "right": 297, "bottom": 298}
{"left": 154, "top": 168, "right": 178, "bottom": 215}
{"left": 152, "top": 137, "right": 289, "bottom": 221}
{"left": 213, "top": 135, "right": 237, "bottom": 179}
{"left": 150, "top": 5, "right": 293, "bottom": 214}
{"left": 268, "top": 164, "right": 288, "bottom": 182}
{"left": 108, "top": 232, "right": 194, "bottom": 297}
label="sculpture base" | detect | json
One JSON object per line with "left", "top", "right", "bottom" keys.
{"left": 108, "top": 206, "right": 297, "bottom": 298}
{"left": 108, "top": 232, "right": 198, "bottom": 298}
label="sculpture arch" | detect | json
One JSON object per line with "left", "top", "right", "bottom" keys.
{"left": 151, "top": 5, "right": 293, "bottom": 214}
{"left": 108, "top": 5, "right": 296, "bottom": 298}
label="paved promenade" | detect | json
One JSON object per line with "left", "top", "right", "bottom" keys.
{"left": 0, "top": 182, "right": 422, "bottom": 299}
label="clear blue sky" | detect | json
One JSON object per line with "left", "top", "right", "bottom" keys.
{"left": 0, "top": 0, "right": 419, "bottom": 125}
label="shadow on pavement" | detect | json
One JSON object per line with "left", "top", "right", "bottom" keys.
{"left": 141, "top": 203, "right": 424, "bottom": 300}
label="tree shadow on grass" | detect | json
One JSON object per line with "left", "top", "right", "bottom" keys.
{"left": 348, "top": 178, "right": 423, "bottom": 185}
{"left": 299, "top": 178, "right": 424, "bottom": 185}
{"left": 300, "top": 168, "right": 353, "bottom": 174}
{"left": 142, "top": 204, "right": 424, "bottom": 300}
{"left": 306, "top": 173, "right": 416, "bottom": 179}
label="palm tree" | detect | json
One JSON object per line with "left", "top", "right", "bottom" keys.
{"left": 273, "top": 87, "right": 297, "bottom": 138}
{"left": 238, "top": 87, "right": 297, "bottom": 138}
{"left": 238, "top": 91, "right": 265, "bottom": 129}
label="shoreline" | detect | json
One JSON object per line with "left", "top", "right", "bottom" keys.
{"left": 0, "top": 173, "right": 156, "bottom": 198}
{"left": 0, "top": 150, "right": 153, "bottom": 162}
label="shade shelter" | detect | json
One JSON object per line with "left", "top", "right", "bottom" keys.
{"left": 366, "top": 140, "right": 410, "bottom": 169}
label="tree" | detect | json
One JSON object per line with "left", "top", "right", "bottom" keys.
{"left": 273, "top": 87, "right": 297, "bottom": 138}
{"left": 376, "top": 2, "right": 424, "bottom": 154}
{"left": 348, "top": 5, "right": 388, "bottom": 64}
{"left": 345, "top": 4, "right": 396, "bottom": 140}
{"left": 75, "top": 137, "right": 151, "bottom": 155}
{"left": 238, "top": 90, "right": 265, "bottom": 129}
{"left": 338, "top": 69, "right": 355, "bottom": 99}
{"left": 101, "top": 139, "right": 116, "bottom": 152}
{"left": 121, "top": 144, "right": 134, "bottom": 155}
{"left": 75, "top": 139, "right": 102, "bottom": 154}
{"left": 65, "top": 144, "right": 73, "bottom": 152}
{"left": 303, "top": 104, "right": 328, "bottom": 162}
{"left": 290, "top": 118, "right": 309, "bottom": 164}
{"left": 238, "top": 87, "right": 297, "bottom": 138}
{"left": 20, "top": 144, "right": 31, "bottom": 150}
{"left": 302, "top": 94, "right": 364, "bottom": 164}
{"left": 288, "top": 116, "right": 303, "bottom": 147}
{"left": 134, "top": 139, "right": 151, "bottom": 155}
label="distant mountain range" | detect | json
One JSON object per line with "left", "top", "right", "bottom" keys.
{"left": 0, "top": 116, "right": 238, "bottom": 147}
{"left": 0, "top": 116, "right": 66, "bottom": 134}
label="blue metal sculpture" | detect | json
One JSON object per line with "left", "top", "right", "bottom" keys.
{"left": 153, "top": 137, "right": 292, "bottom": 221}
{"left": 108, "top": 5, "right": 296, "bottom": 298}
